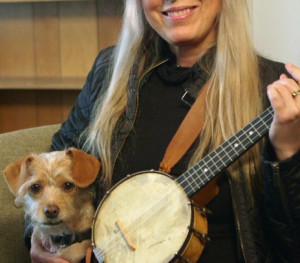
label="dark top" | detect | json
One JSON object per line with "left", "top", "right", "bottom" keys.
{"left": 48, "top": 45, "right": 300, "bottom": 263}
{"left": 113, "top": 59, "right": 240, "bottom": 262}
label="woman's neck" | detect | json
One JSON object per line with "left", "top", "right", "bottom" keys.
{"left": 170, "top": 42, "right": 215, "bottom": 67}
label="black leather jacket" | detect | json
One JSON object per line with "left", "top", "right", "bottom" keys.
{"left": 52, "top": 47, "right": 300, "bottom": 263}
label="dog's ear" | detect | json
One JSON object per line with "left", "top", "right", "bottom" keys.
{"left": 66, "top": 148, "right": 100, "bottom": 188}
{"left": 3, "top": 155, "right": 34, "bottom": 196}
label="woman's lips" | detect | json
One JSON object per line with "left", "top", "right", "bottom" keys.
{"left": 162, "top": 6, "right": 197, "bottom": 21}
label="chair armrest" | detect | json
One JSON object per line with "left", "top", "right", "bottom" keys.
{"left": 0, "top": 124, "right": 60, "bottom": 263}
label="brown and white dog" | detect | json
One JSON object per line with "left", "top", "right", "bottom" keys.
{"left": 3, "top": 148, "right": 100, "bottom": 263}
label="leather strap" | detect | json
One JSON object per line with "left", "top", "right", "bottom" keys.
{"left": 85, "top": 246, "right": 94, "bottom": 263}
{"left": 159, "top": 83, "right": 208, "bottom": 174}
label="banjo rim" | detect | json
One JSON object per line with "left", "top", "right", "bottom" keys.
{"left": 91, "top": 170, "right": 206, "bottom": 263}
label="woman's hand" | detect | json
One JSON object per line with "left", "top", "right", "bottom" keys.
{"left": 30, "top": 236, "right": 70, "bottom": 263}
{"left": 267, "top": 63, "right": 300, "bottom": 160}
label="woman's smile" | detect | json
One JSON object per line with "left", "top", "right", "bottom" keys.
{"left": 142, "top": 0, "right": 220, "bottom": 66}
{"left": 162, "top": 6, "right": 197, "bottom": 21}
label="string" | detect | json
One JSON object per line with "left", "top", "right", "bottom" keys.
{"left": 93, "top": 107, "right": 274, "bottom": 260}
{"left": 94, "top": 109, "right": 274, "bottom": 262}
{"left": 93, "top": 107, "right": 274, "bottom": 261}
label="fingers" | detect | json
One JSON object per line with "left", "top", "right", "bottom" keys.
{"left": 285, "top": 63, "right": 300, "bottom": 83}
{"left": 31, "top": 240, "right": 70, "bottom": 263}
{"left": 267, "top": 78, "right": 299, "bottom": 111}
{"left": 267, "top": 64, "right": 300, "bottom": 159}
{"left": 268, "top": 64, "right": 300, "bottom": 111}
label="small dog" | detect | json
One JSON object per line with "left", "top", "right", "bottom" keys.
{"left": 3, "top": 148, "right": 100, "bottom": 263}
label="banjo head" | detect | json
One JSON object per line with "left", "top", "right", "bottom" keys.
{"left": 92, "top": 171, "right": 193, "bottom": 263}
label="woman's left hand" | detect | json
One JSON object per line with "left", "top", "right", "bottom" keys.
{"left": 267, "top": 63, "right": 300, "bottom": 160}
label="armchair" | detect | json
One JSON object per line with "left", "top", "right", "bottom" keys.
{"left": 0, "top": 124, "right": 60, "bottom": 262}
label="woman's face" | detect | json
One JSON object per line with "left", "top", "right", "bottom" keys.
{"left": 142, "top": 0, "right": 220, "bottom": 53}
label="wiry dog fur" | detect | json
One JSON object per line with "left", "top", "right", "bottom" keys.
{"left": 3, "top": 148, "right": 100, "bottom": 263}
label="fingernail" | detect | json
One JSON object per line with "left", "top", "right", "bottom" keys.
{"left": 280, "top": 74, "right": 286, "bottom": 79}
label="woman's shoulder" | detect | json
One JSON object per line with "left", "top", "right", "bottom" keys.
{"left": 94, "top": 45, "right": 115, "bottom": 68}
{"left": 258, "top": 56, "right": 288, "bottom": 87}
{"left": 85, "top": 46, "right": 115, "bottom": 97}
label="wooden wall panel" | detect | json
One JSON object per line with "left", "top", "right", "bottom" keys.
{"left": 97, "top": 16, "right": 121, "bottom": 50}
{"left": 59, "top": 2, "right": 98, "bottom": 77}
{"left": 0, "top": 90, "right": 80, "bottom": 133}
{"left": 0, "top": 3, "right": 35, "bottom": 77}
{"left": 0, "top": 0, "right": 122, "bottom": 134}
{"left": 96, "top": 0, "right": 122, "bottom": 50}
{"left": 36, "top": 90, "right": 63, "bottom": 125}
{"left": 33, "top": 3, "right": 61, "bottom": 77}
{"left": 0, "top": 91, "right": 37, "bottom": 131}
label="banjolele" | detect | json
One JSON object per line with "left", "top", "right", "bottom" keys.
{"left": 90, "top": 106, "right": 274, "bottom": 263}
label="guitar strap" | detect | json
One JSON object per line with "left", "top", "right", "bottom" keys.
{"left": 159, "top": 83, "right": 208, "bottom": 174}
{"left": 159, "top": 82, "right": 219, "bottom": 207}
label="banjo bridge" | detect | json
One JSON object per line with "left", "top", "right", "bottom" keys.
{"left": 116, "top": 218, "right": 136, "bottom": 251}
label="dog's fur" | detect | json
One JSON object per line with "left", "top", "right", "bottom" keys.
{"left": 3, "top": 148, "right": 100, "bottom": 262}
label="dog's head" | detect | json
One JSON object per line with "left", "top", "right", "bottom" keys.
{"left": 3, "top": 148, "right": 100, "bottom": 229}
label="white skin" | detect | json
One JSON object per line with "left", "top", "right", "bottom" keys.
{"left": 31, "top": 0, "right": 300, "bottom": 262}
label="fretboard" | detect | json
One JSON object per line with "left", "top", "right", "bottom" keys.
{"left": 176, "top": 106, "right": 274, "bottom": 197}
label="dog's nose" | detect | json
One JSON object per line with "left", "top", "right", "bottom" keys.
{"left": 44, "top": 204, "right": 60, "bottom": 219}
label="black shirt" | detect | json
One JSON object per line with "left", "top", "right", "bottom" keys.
{"left": 113, "top": 59, "right": 241, "bottom": 262}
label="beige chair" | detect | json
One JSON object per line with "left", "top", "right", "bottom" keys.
{"left": 0, "top": 124, "right": 60, "bottom": 262}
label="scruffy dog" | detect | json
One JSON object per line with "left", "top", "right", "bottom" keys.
{"left": 3, "top": 148, "right": 100, "bottom": 263}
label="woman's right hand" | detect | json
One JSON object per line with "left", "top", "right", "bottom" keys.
{"left": 30, "top": 237, "right": 70, "bottom": 263}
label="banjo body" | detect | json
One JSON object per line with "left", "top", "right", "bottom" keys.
{"left": 91, "top": 106, "right": 275, "bottom": 262}
{"left": 92, "top": 171, "right": 208, "bottom": 263}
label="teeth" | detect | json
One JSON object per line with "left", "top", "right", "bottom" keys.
{"left": 167, "top": 8, "right": 192, "bottom": 17}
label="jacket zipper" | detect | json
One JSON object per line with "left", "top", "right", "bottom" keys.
{"left": 271, "top": 162, "right": 293, "bottom": 224}
{"left": 111, "top": 59, "right": 169, "bottom": 173}
{"left": 228, "top": 178, "right": 248, "bottom": 263}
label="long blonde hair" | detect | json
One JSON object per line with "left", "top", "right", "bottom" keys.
{"left": 83, "top": 0, "right": 262, "bottom": 197}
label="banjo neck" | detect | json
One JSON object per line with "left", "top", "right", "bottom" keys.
{"left": 176, "top": 106, "right": 274, "bottom": 198}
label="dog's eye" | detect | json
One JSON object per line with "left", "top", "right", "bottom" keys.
{"left": 63, "top": 182, "right": 75, "bottom": 192}
{"left": 30, "top": 184, "right": 41, "bottom": 194}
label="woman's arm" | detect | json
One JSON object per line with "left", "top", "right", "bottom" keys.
{"left": 51, "top": 47, "right": 114, "bottom": 151}
{"left": 263, "top": 63, "right": 300, "bottom": 262}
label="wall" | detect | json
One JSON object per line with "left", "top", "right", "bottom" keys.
{"left": 1, "top": 1, "right": 299, "bottom": 133}
{"left": 252, "top": 0, "right": 300, "bottom": 66}
{"left": 0, "top": 0, "right": 122, "bottom": 133}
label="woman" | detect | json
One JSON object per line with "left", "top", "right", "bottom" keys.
{"left": 31, "top": 0, "right": 300, "bottom": 262}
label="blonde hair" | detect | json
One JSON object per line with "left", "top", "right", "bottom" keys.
{"left": 83, "top": 0, "right": 262, "bottom": 197}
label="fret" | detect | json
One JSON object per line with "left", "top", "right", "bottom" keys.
{"left": 201, "top": 152, "right": 219, "bottom": 175}
{"left": 197, "top": 156, "right": 214, "bottom": 176}
{"left": 249, "top": 122, "right": 261, "bottom": 137}
{"left": 220, "top": 144, "right": 233, "bottom": 162}
{"left": 189, "top": 174, "right": 198, "bottom": 192}
{"left": 223, "top": 137, "right": 242, "bottom": 159}
{"left": 190, "top": 163, "right": 209, "bottom": 186}
{"left": 178, "top": 173, "right": 193, "bottom": 194}
{"left": 177, "top": 106, "right": 274, "bottom": 197}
